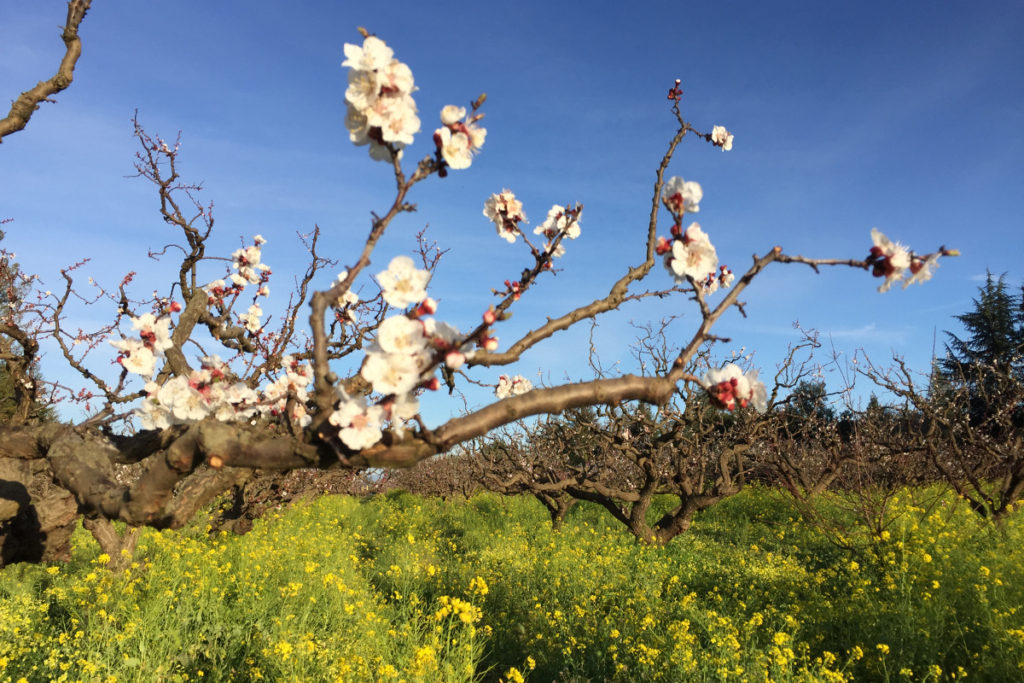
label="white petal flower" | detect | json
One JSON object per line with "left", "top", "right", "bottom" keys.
{"left": 367, "top": 93, "right": 420, "bottom": 146}
{"left": 702, "top": 363, "right": 766, "bottom": 412}
{"left": 662, "top": 176, "right": 703, "bottom": 215}
{"left": 495, "top": 374, "right": 533, "bottom": 399}
{"left": 377, "top": 315, "right": 427, "bottom": 355}
{"left": 869, "top": 228, "right": 912, "bottom": 293}
{"left": 903, "top": 253, "right": 940, "bottom": 288}
{"left": 110, "top": 338, "right": 157, "bottom": 377}
{"left": 341, "top": 35, "right": 418, "bottom": 159}
{"left": 533, "top": 205, "right": 580, "bottom": 241}
{"left": 711, "top": 125, "right": 734, "bottom": 151}
{"left": 436, "top": 127, "right": 473, "bottom": 169}
{"left": 131, "top": 314, "right": 174, "bottom": 353}
{"left": 440, "top": 105, "right": 466, "bottom": 126}
{"left": 745, "top": 369, "right": 768, "bottom": 413}
{"left": 377, "top": 255, "right": 431, "bottom": 309}
{"left": 341, "top": 35, "right": 394, "bottom": 72}
{"left": 391, "top": 393, "right": 420, "bottom": 421}
{"left": 361, "top": 351, "right": 422, "bottom": 396}
{"left": 345, "top": 68, "right": 382, "bottom": 111}
{"left": 330, "top": 394, "right": 385, "bottom": 450}
{"left": 160, "top": 376, "right": 210, "bottom": 422}
{"left": 483, "top": 190, "right": 527, "bottom": 243}
{"left": 379, "top": 60, "right": 415, "bottom": 95}
{"left": 666, "top": 223, "right": 718, "bottom": 283}
{"left": 240, "top": 303, "right": 263, "bottom": 333}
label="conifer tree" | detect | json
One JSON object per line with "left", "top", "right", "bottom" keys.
{"left": 940, "top": 272, "right": 1023, "bottom": 424}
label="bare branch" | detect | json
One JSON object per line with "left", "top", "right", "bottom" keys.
{"left": 0, "top": 1, "right": 92, "bottom": 143}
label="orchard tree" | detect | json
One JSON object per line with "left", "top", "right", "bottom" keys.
{"left": 471, "top": 332, "right": 823, "bottom": 545}
{"left": 860, "top": 274, "right": 1024, "bottom": 519}
{"left": 0, "top": 18, "right": 957, "bottom": 564}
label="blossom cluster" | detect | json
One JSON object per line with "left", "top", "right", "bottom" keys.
{"left": 533, "top": 204, "right": 582, "bottom": 258}
{"left": 711, "top": 125, "right": 734, "bottom": 151}
{"left": 661, "top": 176, "right": 702, "bottom": 216}
{"left": 332, "top": 270, "right": 361, "bottom": 322}
{"left": 702, "top": 363, "right": 767, "bottom": 413}
{"left": 342, "top": 35, "right": 419, "bottom": 161}
{"left": 330, "top": 256, "right": 475, "bottom": 451}
{"left": 136, "top": 354, "right": 313, "bottom": 430}
{"left": 867, "top": 228, "right": 941, "bottom": 292}
{"left": 658, "top": 221, "right": 719, "bottom": 286}
{"left": 483, "top": 189, "right": 527, "bottom": 243}
{"left": 653, "top": 177, "right": 734, "bottom": 291}
{"left": 434, "top": 104, "right": 486, "bottom": 170}
{"left": 230, "top": 235, "right": 271, "bottom": 287}
{"left": 375, "top": 255, "right": 430, "bottom": 309}
{"left": 109, "top": 313, "right": 173, "bottom": 377}
{"left": 699, "top": 265, "right": 735, "bottom": 295}
{"left": 201, "top": 236, "right": 272, "bottom": 332}
{"left": 495, "top": 374, "right": 533, "bottom": 399}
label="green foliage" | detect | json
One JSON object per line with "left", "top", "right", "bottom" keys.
{"left": 2, "top": 489, "right": 1023, "bottom": 681}
{"left": 940, "top": 271, "right": 1024, "bottom": 422}
{"left": 786, "top": 380, "right": 835, "bottom": 423}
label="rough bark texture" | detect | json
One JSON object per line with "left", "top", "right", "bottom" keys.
{"left": 0, "top": 455, "right": 78, "bottom": 564}
{"left": 0, "top": 1, "right": 92, "bottom": 143}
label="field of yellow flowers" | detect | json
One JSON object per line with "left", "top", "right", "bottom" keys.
{"left": 1, "top": 487, "right": 1022, "bottom": 682}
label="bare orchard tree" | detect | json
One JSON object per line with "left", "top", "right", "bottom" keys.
{"left": 0, "top": 25, "right": 956, "bottom": 565}
{"left": 471, "top": 418, "right": 587, "bottom": 530}
{"left": 375, "top": 452, "right": 481, "bottom": 501}
{"left": 861, "top": 357, "right": 1024, "bottom": 520}
{"left": 470, "top": 329, "right": 814, "bottom": 545}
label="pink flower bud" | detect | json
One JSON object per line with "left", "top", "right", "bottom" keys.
{"left": 415, "top": 298, "right": 437, "bottom": 317}
{"left": 483, "top": 309, "right": 497, "bottom": 325}
{"left": 445, "top": 350, "right": 466, "bottom": 369}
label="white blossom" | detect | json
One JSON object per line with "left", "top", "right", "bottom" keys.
{"left": 495, "top": 374, "right": 533, "bottom": 399}
{"left": 534, "top": 205, "right": 581, "bottom": 240}
{"left": 377, "top": 255, "right": 430, "bottom": 309}
{"left": 903, "top": 253, "right": 940, "bottom": 288}
{"left": 390, "top": 392, "right": 420, "bottom": 421}
{"left": 361, "top": 350, "right": 422, "bottom": 396}
{"left": 330, "top": 393, "right": 385, "bottom": 450}
{"left": 341, "top": 35, "right": 419, "bottom": 160}
{"left": 711, "top": 125, "right": 734, "bottom": 151}
{"left": 131, "top": 313, "right": 174, "bottom": 353}
{"left": 239, "top": 303, "right": 263, "bottom": 333}
{"left": 665, "top": 223, "right": 718, "bottom": 283}
{"left": 436, "top": 127, "right": 473, "bottom": 169}
{"left": 483, "top": 190, "right": 527, "bottom": 243}
{"left": 117, "top": 342, "right": 156, "bottom": 378}
{"left": 341, "top": 35, "right": 394, "bottom": 72}
{"left": 869, "top": 228, "right": 911, "bottom": 293}
{"left": 702, "top": 363, "right": 767, "bottom": 413}
{"left": 376, "top": 315, "right": 427, "bottom": 355}
{"left": 434, "top": 106, "right": 485, "bottom": 170}
{"left": 662, "top": 176, "right": 702, "bottom": 215}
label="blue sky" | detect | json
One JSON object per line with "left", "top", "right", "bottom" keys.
{"left": 2, "top": 1, "right": 1022, "bottom": 423}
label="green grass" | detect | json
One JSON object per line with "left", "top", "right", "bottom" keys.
{"left": 1, "top": 487, "right": 1022, "bottom": 681}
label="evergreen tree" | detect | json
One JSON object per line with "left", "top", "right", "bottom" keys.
{"left": 940, "top": 271, "right": 1024, "bottom": 424}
